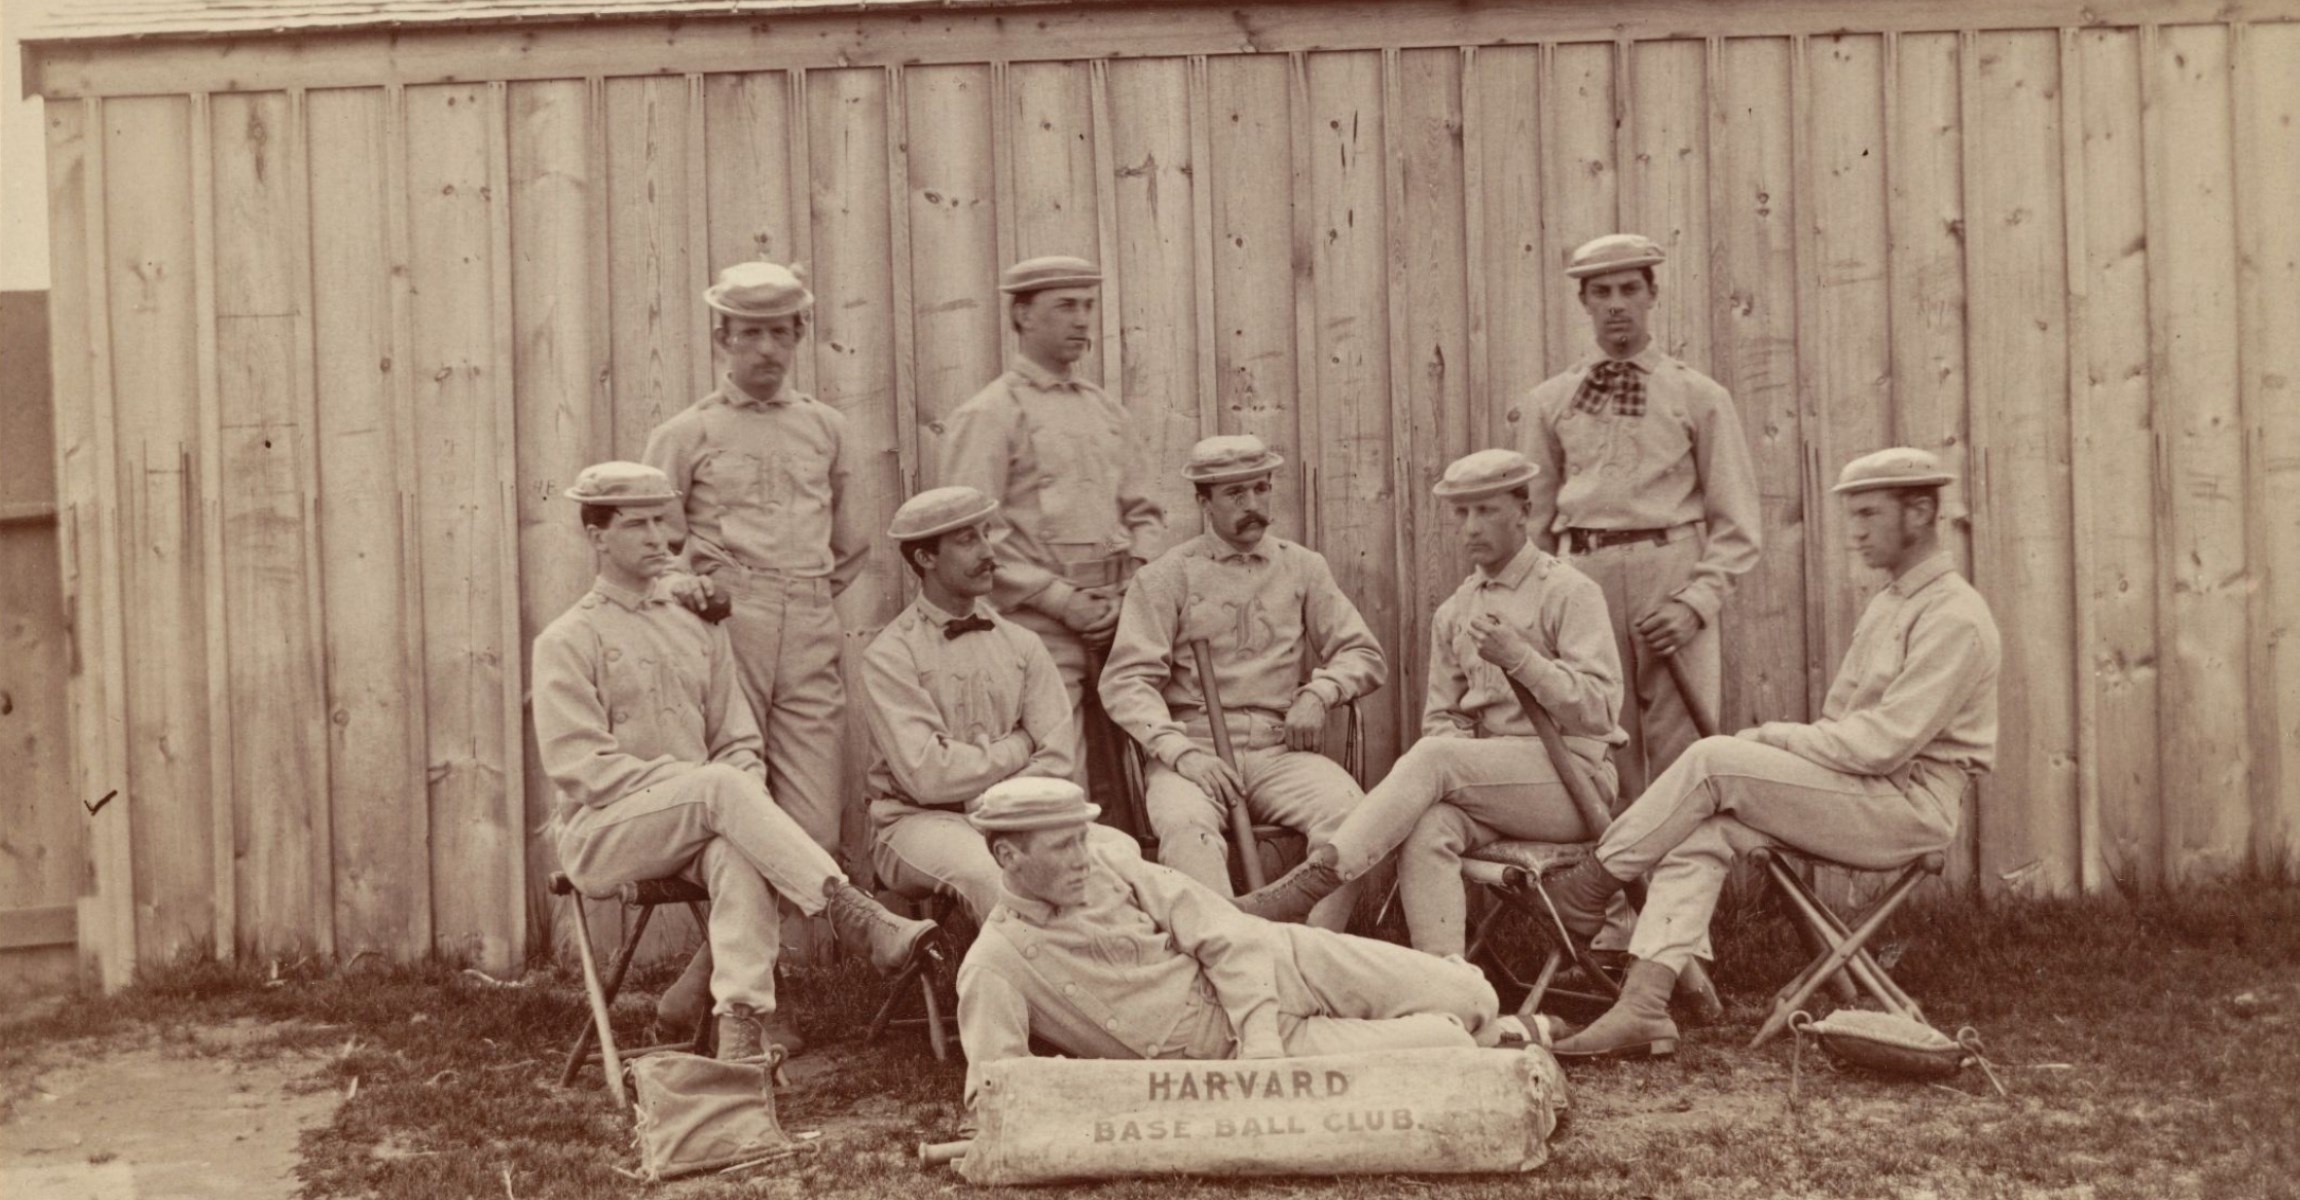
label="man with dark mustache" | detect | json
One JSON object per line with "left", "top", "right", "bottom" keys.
{"left": 1518, "top": 235, "right": 1760, "bottom": 803}
{"left": 1099, "top": 436, "right": 1385, "bottom": 930}
{"left": 858, "top": 485, "right": 1115, "bottom": 923}
{"left": 938, "top": 257, "right": 1166, "bottom": 795}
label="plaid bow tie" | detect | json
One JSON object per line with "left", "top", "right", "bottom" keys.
{"left": 944, "top": 615, "right": 997, "bottom": 640}
{"left": 1572, "top": 359, "right": 1645, "bottom": 416}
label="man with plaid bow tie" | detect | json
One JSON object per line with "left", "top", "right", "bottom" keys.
{"left": 1518, "top": 235, "right": 1761, "bottom": 805}
{"left": 858, "top": 486, "right": 1112, "bottom": 923}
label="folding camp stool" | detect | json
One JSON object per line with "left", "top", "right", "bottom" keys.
{"left": 551, "top": 871, "right": 715, "bottom": 1099}
{"left": 1459, "top": 840, "right": 1623, "bottom": 1020}
{"left": 1747, "top": 846, "right": 1946, "bottom": 1048}
{"left": 865, "top": 889, "right": 960, "bottom": 1061}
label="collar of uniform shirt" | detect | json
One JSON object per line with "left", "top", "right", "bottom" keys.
{"left": 1197, "top": 533, "right": 1270, "bottom": 566}
{"left": 916, "top": 592, "right": 992, "bottom": 631}
{"left": 1475, "top": 540, "right": 1543, "bottom": 591}
{"left": 591, "top": 576, "right": 665, "bottom": 611}
{"left": 1887, "top": 548, "right": 1957, "bottom": 597}
{"left": 1009, "top": 354, "right": 1082, "bottom": 391}
{"left": 719, "top": 373, "right": 795, "bottom": 410}
{"left": 996, "top": 880, "right": 1080, "bottom": 924}
{"left": 1584, "top": 343, "right": 1666, "bottom": 378}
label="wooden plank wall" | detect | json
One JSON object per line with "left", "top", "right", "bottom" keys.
{"left": 35, "top": 9, "right": 2300, "bottom": 980}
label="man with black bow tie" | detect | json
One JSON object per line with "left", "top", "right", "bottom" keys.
{"left": 858, "top": 486, "right": 1103, "bottom": 922}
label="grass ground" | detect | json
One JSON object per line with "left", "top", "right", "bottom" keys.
{"left": 3, "top": 879, "right": 2296, "bottom": 1199}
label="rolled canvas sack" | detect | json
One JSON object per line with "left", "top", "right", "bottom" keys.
{"left": 954, "top": 1047, "right": 1567, "bottom": 1186}
{"left": 1801, "top": 1010, "right": 1968, "bottom": 1078}
{"left": 626, "top": 1049, "right": 811, "bottom": 1181}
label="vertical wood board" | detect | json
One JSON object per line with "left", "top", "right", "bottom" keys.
{"left": 2066, "top": 29, "right": 2162, "bottom": 889}
{"left": 2143, "top": 24, "right": 2250, "bottom": 882}
{"left": 104, "top": 95, "right": 215, "bottom": 959}
{"left": 1964, "top": 31, "right": 2078, "bottom": 895}
{"left": 403, "top": 83, "right": 521, "bottom": 972}
{"left": 307, "top": 85, "right": 431, "bottom": 958}
{"left": 210, "top": 89, "right": 329, "bottom": 953}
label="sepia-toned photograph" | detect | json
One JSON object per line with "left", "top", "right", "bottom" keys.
{"left": 0, "top": 1, "right": 2293, "bottom": 1196}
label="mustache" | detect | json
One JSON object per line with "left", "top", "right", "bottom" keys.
{"left": 1234, "top": 514, "right": 1269, "bottom": 529}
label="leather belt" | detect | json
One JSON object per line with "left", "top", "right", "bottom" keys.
{"left": 1564, "top": 526, "right": 1673, "bottom": 554}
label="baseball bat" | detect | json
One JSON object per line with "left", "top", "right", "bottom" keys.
{"left": 1661, "top": 652, "right": 1719, "bottom": 739}
{"left": 1504, "top": 673, "right": 1723, "bottom": 1019}
{"left": 1186, "top": 638, "right": 1266, "bottom": 890}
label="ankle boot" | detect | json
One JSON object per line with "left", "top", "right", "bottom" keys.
{"left": 1234, "top": 843, "right": 1345, "bottom": 924}
{"left": 655, "top": 944, "right": 714, "bottom": 1036}
{"left": 1544, "top": 856, "right": 1628, "bottom": 940}
{"left": 759, "top": 1012, "right": 807, "bottom": 1058}
{"left": 1552, "top": 959, "right": 1680, "bottom": 1058}
{"left": 716, "top": 1002, "right": 766, "bottom": 1061}
{"left": 823, "top": 880, "right": 938, "bottom": 975}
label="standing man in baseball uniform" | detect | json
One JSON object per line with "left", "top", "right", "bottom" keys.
{"left": 645, "top": 261, "right": 866, "bottom": 1020}
{"left": 533, "top": 462, "right": 935, "bottom": 1061}
{"left": 1099, "top": 435, "right": 1385, "bottom": 931}
{"left": 937, "top": 256, "right": 1166, "bottom": 801}
{"left": 1543, "top": 449, "right": 1998, "bottom": 1058}
{"left": 1519, "top": 234, "right": 1761, "bottom": 800}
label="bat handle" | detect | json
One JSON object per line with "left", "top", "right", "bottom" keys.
{"left": 1186, "top": 639, "right": 1266, "bottom": 890}
{"left": 1661, "top": 652, "right": 1719, "bottom": 740}
{"left": 919, "top": 1140, "right": 971, "bottom": 1166}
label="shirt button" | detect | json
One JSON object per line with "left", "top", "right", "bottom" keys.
{"left": 1039, "top": 474, "right": 1057, "bottom": 487}
{"left": 605, "top": 648, "right": 622, "bottom": 662}
{"left": 1105, "top": 1018, "right": 1119, "bottom": 1030}
{"left": 612, "top": 708, "right": 631, "bottom": 722}
{"left": 1062, "top": 983, "right": 1076, "bottom": 996}
{"left": 1023, "top": 946, "right": 1038, "bottom": 959}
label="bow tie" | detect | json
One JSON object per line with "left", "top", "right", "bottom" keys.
{"left": 1572, "top": 359, "right": 1646, "bottom": 416}
{"left": 944, "top": 615, "right": 997, "bottom": 640}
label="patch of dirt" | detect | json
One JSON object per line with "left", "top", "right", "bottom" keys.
{"left": 0, "top": 1025, "right": 340, "bottom": 1200}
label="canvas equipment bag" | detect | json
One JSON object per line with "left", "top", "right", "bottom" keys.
{"left": 1791, "top": 1009, "right": 2006, "bottom": 1096}
{"left": 625, "top": 1048, "right": 813, "bottom": 1181}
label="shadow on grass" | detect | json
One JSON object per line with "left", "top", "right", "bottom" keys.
{"left": 3, "top": 877, "right": 2295, "bottom": 1199}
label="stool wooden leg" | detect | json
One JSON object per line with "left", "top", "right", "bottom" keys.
{"left": 1770, "top": 860, "right": 1926, "bottom": 1018}
{"left": 921, "top": 973, "right": 950, "bottom": 1062}
{"left": 1515, "top": 949, "right": 1564, "bottom": 1021}
{"left": 1752, "top": 865, "right": 1928, "bottom": 1048}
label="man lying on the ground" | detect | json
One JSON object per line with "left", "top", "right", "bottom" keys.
{"left": 532, "top": 461, "right": 938, "bottom": 1061}
{"left": 1542, "top": 447, "right": 2000, "bottom": 1058}
{"left": 954, "top": 776, "right": 1526, "bottom": 1109}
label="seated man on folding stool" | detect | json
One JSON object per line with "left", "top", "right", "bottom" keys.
{"left": 1098, "top": 435, "right": 1387, "bottom": 929}
{"left": 1236, "top": 449, "right": 1636, "bottom": 959}
{"left": 533, "top": 462, "right": 939, "bottom": 1061}
{"left": 956, "top": 777, "right": 1526, "bottom": 1109}
{"left": 1539, "top": 447, "right": 2001, "bottom": 1058}
{"left": 861, "top": 485, "right": 1139, "bottom": 923}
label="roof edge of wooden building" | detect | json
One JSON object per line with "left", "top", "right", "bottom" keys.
{"left": 25, "top": 0, "right": 2297, "bottom": 99}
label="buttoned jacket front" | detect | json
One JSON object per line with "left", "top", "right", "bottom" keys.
{"left": 1099, "top": 533, "right": 1386, "bottom": 769}
{"left": 1751, "top": 550, "right": 2000, "bottom": 783}
{"left": 643, "top": 377, "right": 868, "bottom": 591}
{"left": 859, "top": 596, "right": 1078, "bottom": 826}
{"left": 529, "top": 578, "right": 765, "bottom": 812}
{"left": 1424, "top": 542, "right": 1627, "bottom": 763}
{"left": 1520, "top": 346, "right": 1762, "bottom": 625}
{"left": 955, "top": 840, "right": 1288, "bottom": 1103}
{"left": 936, "top": 356, "right": 1166, "bottom": 611}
